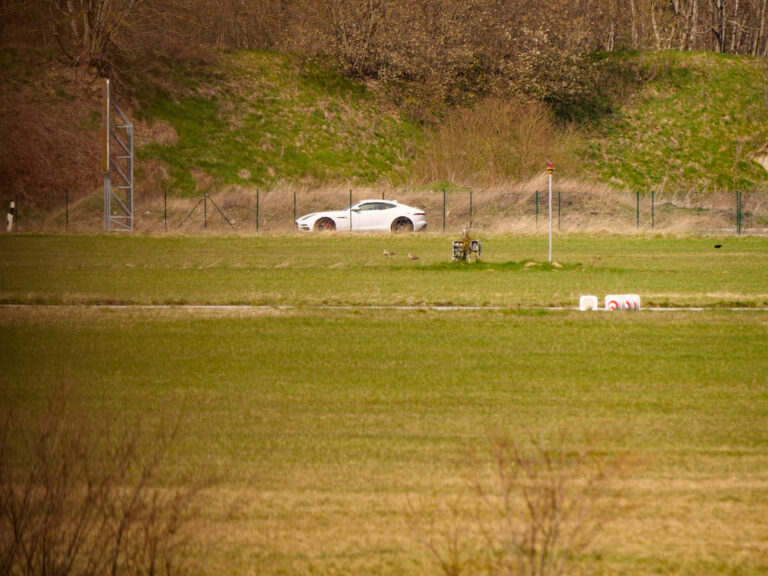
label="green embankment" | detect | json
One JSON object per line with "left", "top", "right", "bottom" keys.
{"left": 2, "top": 47, "right": 765, "bottom": 207}
{"left": 586, "top": 51, "right": 768, "bottom": 192}
{"left": 135, "top": 52, "right": 421, "bottom": 194}
{"left": 133, "top": 50, "right": 768, "bottom": 194}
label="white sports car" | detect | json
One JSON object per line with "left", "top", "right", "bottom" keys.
{"left": 295, "top": 199, "right": 427, "bottom": 232}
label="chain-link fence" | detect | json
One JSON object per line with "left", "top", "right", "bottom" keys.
{"left": 3, "top": 188, "right": 767, "bottom": 235}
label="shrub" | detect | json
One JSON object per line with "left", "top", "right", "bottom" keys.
{"left": 413, "top": 97, "right": 576, "bottom": 186}
{"left": 414, "top": 434, "right": 631, "bottom": 576}
{"left": 0, "top": 384, "right": 208, "bottom": 576}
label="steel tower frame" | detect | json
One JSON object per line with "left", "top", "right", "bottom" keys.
{"left": 103, "top": 79, "right": 134, "bottom": 231}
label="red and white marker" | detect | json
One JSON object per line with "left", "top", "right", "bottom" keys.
{"left": 604, "top": 294, "right": 641, "bottom": 311}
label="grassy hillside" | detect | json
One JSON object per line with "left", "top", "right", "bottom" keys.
{"left": 134, "top": 52, "right": 421, "bottom": 194}
{"left": 124, "top": 49, "right": 768, "bottom": 195}
{"left": 1, "top": 47, "right": 766, "bottom": 214}
{"left": 585, "top": 51, "right": 768, "bottom": 193}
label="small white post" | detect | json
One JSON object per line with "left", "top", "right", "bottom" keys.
{"left": 547, "top": 162, "right": 553, "bottom": 263}
{"left": 579, "top": 295, "right": 598, "bottom": 311}
{"left": 6, "top": 201, "right": 15, "bottom": 232}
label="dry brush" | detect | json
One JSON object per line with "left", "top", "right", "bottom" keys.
{"left": 0, "top": 384, "right": 210, "bottom": 576}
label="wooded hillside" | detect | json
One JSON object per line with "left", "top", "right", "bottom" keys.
{"left": 4, "top": 1, "right": 768, "bottom": 116}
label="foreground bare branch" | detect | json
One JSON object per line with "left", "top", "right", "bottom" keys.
{"left": 0, "top": 384, "right": 209, "bottom": 576}
{"left": 415, "top": 433, "right": 632, "bottom": 576}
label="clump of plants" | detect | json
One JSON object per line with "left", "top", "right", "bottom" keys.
{"left": 0, "top": 384, "right": 210, "bottom": 576}
{"left": 413, "top": 434, "right": 631, "bottom": 576}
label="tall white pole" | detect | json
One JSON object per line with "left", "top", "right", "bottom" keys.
{"left": 548, "top": 162, "right": 553, "bottom": 263}
{"left": 103, "top": 79, "right": 111, "bottom": 231}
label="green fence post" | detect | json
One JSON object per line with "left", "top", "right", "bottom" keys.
{"left": 293, "top": 190, "right": 296, "bottom": 226}
{"left": 443, "top": 189, "right": 446, "bottom": 232}
{"left": 637, "top": 191, "right": 640, "bottom": 228}
{"left": 203, "top": 194, "right": 207, "bottom": 229}
{"left": 558, "top": 191, "right": 561, "bottom": 230}
{"left": 535, "top": 190, "right": 539, "bottom": 228}
{"left": 651, "top": 190, "right": 655, "bottom": 229}
{"left": 163, "top": 190, "right": 167, "bottom": 232}
{"left": 469, "top": 189, "right": 473, "bottom": 223}
{"left": 65, "top": 190, "right": 69, "bottom": 233}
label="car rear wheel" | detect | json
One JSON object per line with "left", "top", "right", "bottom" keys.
{"left": 391, "top": 217, "right": 414, "bottom": 232}
{"left": 315, "top": 217, "right": 336, "bottom": 231}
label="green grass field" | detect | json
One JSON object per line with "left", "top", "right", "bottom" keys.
{"left": 2, "top": 233, "right": 768, "bottom": 307}
{"left": 1, "top": 233, "right": 767, "bottom": 575}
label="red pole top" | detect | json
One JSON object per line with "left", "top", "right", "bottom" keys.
{"left": 547, "top": 162, "right": 553, "bottom": 174}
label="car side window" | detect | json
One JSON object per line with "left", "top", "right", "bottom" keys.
{"left": 356, "top": 202, "right": 394, "bottom": 211}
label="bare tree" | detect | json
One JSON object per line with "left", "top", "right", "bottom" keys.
{"left": 630, "top": 0, "right": 640, "bottom": 48}
{"left": 7, "top": 0, "right": 768, "bottom": 65}
{"left": 44, "top": 0, "right": 144, "bottom": 73}
{"left": 323, "top": 0, "right": 388, "bottom": 78}
{"left": 680, "top": 0, "right": 701, "bottom": 50}
{"left": 708, "top": 0, "right": 728, "bottom": 51}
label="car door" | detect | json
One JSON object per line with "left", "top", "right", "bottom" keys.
{"left": 351, "top": 202, "right": 383, "bottom": 231}
{"left": 352, "top": 202, "right": 397, "bottom": 231}
{"left": 371, "top": 202, "right": 397, "bottom": 230}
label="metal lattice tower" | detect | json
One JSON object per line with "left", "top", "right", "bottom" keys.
{"left": 102, "top": 79, "right": 134, "bottom": 231}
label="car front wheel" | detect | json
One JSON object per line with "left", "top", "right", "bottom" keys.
{"left": 315, "top": 217, "right": 336, "bottom": 231}
{"left": 391, "top": 217, "right": 414, "bottom": 232}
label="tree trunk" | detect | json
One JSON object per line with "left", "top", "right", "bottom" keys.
{"left": 651, "top": 1, "right": 662, "bottom": 48}
{"left": 44, "top": 0, "right": 140, "bottom": 72}
{"left": 630, "top": 0, "right": 639, "bottom": 49}
{"left": 66, "top": 0, "right": 78, "bottom": 40}
{"left": 729, "top": 0, "right": 741, "bottom": 53}
{"left": 758, "top": 0, "right": 768, "bottom": 55}
{"left": 710, "top": 0, "right": 726, "bottom": 52}
{"left": 608, "top": 21, "right": 616, "bottom": 51}
{"left": 680, "top": 0, "right": 699, "bottom": 50}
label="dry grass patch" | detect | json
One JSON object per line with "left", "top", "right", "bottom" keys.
{"left": 412, "top": 97, "right": 579, "bottom": 187}
{"left": 36, "top": 181, "right": 765, "bottom": 235}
